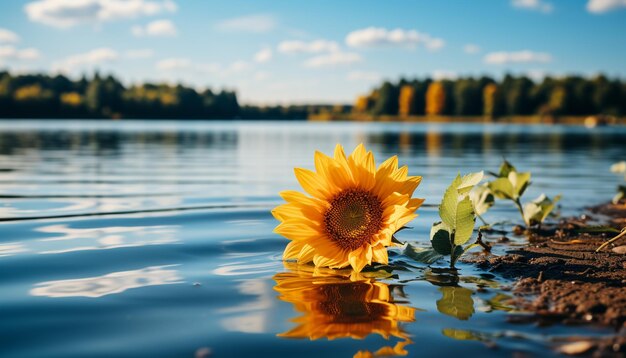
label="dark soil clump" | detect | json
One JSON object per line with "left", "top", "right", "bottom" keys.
{"left": 465, "top": 202, "right": 626, "bottom": 356}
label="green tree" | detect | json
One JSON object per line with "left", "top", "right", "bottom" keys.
{"left": 372, "top": 81, "right": 399, "bottom": 115}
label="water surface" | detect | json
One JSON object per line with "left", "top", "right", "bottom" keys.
{"left": 0, "top": 120, "right": 624, "bottom": 357}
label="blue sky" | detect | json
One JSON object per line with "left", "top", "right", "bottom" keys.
{"left": 0, "top": 0, "right": 625, "bottom": 104}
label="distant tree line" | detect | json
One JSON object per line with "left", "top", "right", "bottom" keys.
{"left": 0, "top": 71, "right": 341, "bottom": 120}
{"left": 354, "top": 75, "right": 626, "bottom": 117}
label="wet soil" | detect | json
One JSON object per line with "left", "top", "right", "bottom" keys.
{"left": 465, "top": 202, "right": 626, "bottom": 356}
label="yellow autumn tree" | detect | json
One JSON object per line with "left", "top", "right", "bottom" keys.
{"left": 14, "top": 84, "right": 44, "bottom": 101}
{"left": 398, "top": 85, "right": 415, "bottom": 117}
{"left": 425, "top": 82, "right": 445, "bottom": 116}
{"left": 60, "top": 92, "right": 83, "bottom": 107}
{"left": 483, "top": 83, "right": 505, "bottom": 118}
{"left": 354, "top": 95, "right": 370, "bottom": 113}
{"left": 483, "top": 83, "right": 497, "bottom": 118}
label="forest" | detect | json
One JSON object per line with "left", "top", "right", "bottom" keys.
{"left": 0, "top": 71, "right": 332, "bottom": 120}
{"left": 0, "top": 71, "right": 624, "bottom": 119}
{"left": 355, "top": 74, "right": 625, "bottom": 118}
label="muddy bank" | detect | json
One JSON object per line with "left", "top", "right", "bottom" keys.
{"left": 466, "top": 202, "right": 626, "bottom": 355}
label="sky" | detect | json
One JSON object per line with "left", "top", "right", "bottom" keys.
{"left": 0, "top": 0, "right": 625, "bottom": 105}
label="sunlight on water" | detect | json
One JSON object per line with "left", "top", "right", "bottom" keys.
{"left": 0, "top": 120, "right": 623, "bottom": 357}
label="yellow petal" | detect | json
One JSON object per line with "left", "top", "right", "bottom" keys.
{"left": 407, "top": 197, "right": 425, "bottom": 211}
{"left": 392, "top": 166, "right": 408, "bottom": 181}
{"left": 279, "top": 190, "right": 325, "bottom": 210}
{"left": 294, "top": 168, "right": 331, "bottom": 199}
{"left": 274, "top": 222, "right": 320, "bottom": 241}
{"left": 283, "top": 241, "right": 304, "bottom": 260}
{"left": 371, "top": 245, "right": 389, "bottom": 264}
{"left": 333, "top": 144, "right": 350, "bottom": 167}
{"left": 395, "top": 213, "right": 418, "bottom": 229}
{"left": 375, "top": 155, "right": 398, "bottom": 181}
{"left": 313, "top": 254, "right": 341, "bottom": 268}
{"left": 349, "top": 143, "right": 367, "bottom": 165}
{"left": 297, "top": 244, "right": 316, "bottom": 263}
{"left": 348, "top": 247, "right": 368, "bottom": 272}
{"left": 399, "top": 176, "right": 422, "bottom": 196}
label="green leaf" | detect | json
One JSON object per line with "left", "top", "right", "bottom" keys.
{"left": 442, "top": 328, "right": 482, "bottom": 341}
{"left": 453, "top": 197, "right": 475, "bottom": 246}
{"left": 488, "top": 177, "right": 515, "bottom": 200}
{"left": 436, "top": 286, "right": 475, "bottom": 320}
{"left": 523, "top": 193, "right": 561, "bottom": 225}
{"left": 403, "top": 243, "right": 444, "bottom": 264}
{"left": 575, "top": 225, "right": 621, "bottom": 234}
{"left": 485, "top": 293, "right": 514, "bottom": 312}
{"left": 498, "top": 160, "right": 516, "bottom": 177}
{"left": 456, "top": 171, "right": 484, "bottom": 195}
{"left": 430, "top": 222, "right": 452, "bottom": 255}
{"left": 439, "top": 175, "right": 460, "bottom": 229}
{"left": 470, "top": 183, "right": 495, "bottom": 216}
{"left": 509, "top": 171, "right": 531, "bottom": 198}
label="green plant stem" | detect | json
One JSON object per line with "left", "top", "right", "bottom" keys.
{"left": 596, "top": 228, "right": 626, "bottom": 252}
{"left": 514, "top": 199, "right": 528, "bottom": 226}
{"left": 474, "top": 231, "right": 491, "bottom": 252}
{"left": 476, "top": 213, "right": 489, "bottom": 226}
{"left": 450, "top": 232, "right": 456, "bottom": 269}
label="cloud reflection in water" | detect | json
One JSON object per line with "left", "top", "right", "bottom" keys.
{"left": 30, "top": 265, "right": 182, "bottom": 298}
{"left": 35, "top": 224, "right": 178, "bottom": 255}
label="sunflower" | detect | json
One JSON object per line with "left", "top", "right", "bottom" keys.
{"left": 272, "top": 143, "right": 424, "bottom": 272}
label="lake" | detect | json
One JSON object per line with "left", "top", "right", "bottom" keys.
{"left": 0, "top": 120, "right": 624, "bottom": 357}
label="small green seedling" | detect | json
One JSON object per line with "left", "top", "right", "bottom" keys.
{"left": 523, "top": 194, "right": 561, "bottom": 227}
{"left": 610, "top": 161, "right": 626, "bottom": 204}
{"left": 430, "top": 171, "right": 484, "bottom": 269}
{"left": 487, "top": 160, "right": 559, "bottom": 227}
{"left": 487, "top": 160, "right": 531, "bottom": 223}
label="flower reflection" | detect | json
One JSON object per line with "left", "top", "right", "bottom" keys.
{"left": 274, "top": 263, "right": 415, "bottom": 356}
{"left": 30, "top": 265, "right": 182, "bottom": 298}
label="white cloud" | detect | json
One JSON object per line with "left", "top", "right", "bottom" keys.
{"left": 464, "top": 44, "right": 481, "bottom": 54}
{"left": 587, "top": 0, "right": 626, "bottom": 13}
{"left": 525, "top": 69, "right": 547, "bottom": 82}
{"left": 155, "top": 57, "right": 190, "bottom": 71}
{"left": 0, "top": 46, "right": 41, "bottom": 60}
{"left": 156, "top": 58, "right": 249, "bottom": 75}
{"left": 425, "top": 38, "right": 445, "bottom": 51}
{"left": 228, "top": 60, "right": 250, "bottom": 73}
{"left": 253, "top": 48, "right": 272, "bottom": 63}
{"left": 345, "top": 27, "right": 445, "bottom": 51}
{"left": 52, "top": 47, "right": 117, "bottom": 73}
{"left": 215, "top": 14, "right": 276, "bottom": 33}
{"left": 347, "top": 71, "right": 381, "bottom": 82}
{"left": 432, "top": 70, "right": 458, "bottom": 80}
{"left": 124, "top": 49, "right": 154, "bottom": 58}
{"left": 24, "top": 0, "right": 177, "bottom": 28}
{"left": 278, "top": 40, "right": 339, "bottom": 54}
{"left": 254, "top": 71, "right": 270, "bottom": 81}
{"left": 303, "top": 52, "right": 362, "bottom": 68}
{"left": 0, "top": 29, "right": 20, "bottom": 43}
{"left": 511, "top": 0, "right": 553, "bottom": 13}
{"left": 131, "top": 19, "right": 177, "bottom": 37}
{"left": 484, "top": 50, "right": 552, "bottom": 64}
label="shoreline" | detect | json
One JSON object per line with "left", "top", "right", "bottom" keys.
{"left": 465, "top": 201, "right": 626, "bottom": 355}
{"left": 310, "top": 114, "right": 626, "bottom": 127}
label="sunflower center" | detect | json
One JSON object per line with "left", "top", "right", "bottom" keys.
{"left": 324, "top": 189, "right": 383, "bottom": 251}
